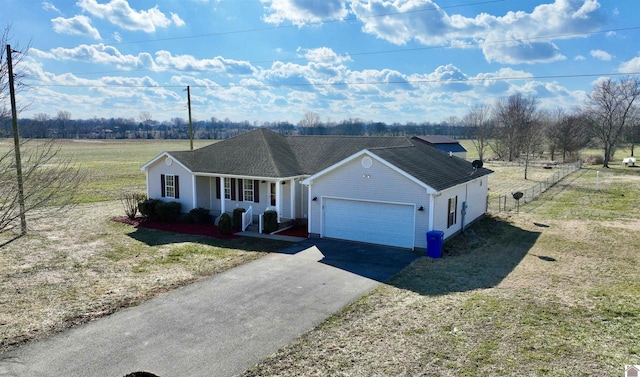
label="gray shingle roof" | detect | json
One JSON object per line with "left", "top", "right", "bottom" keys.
{"left": 164, "top": 128, "right": 491, "bottom": 190}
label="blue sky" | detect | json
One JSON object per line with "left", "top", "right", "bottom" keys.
{"left": 2, "top": 0, "right": 639, "bottom": 124}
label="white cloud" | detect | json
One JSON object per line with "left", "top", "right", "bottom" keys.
{"left": 590, "top": 49, "right": 613, "bottom": 61}
{"left": 51, "top": 15, "right": 102, "bottom": 40}
{"left": 618, "top": 56, "right": 640, "bottom": 73}
{"left": 77, "top": 0, "right": 184, "bottom": 32}
{"left": 574, "top": 55, "right": 586, "bottom": 61}
{"left": 42, "top": 2, "right": 61, "bottom": 14}
{"left": 261, "top": 0, "right": 348, "bottom": 26}
{"left": 299, "top": 47, "right": 351, "bottom": 64}
{"left": 350, "top": 0, "right": 606, "bottom": 65}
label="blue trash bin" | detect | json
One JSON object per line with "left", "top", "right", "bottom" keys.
{"left": 426, "top": 230, "right": 444, "bottom": 258}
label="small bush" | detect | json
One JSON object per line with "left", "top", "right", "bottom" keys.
{"left": 156, "top": 201, "right": 182, "bottom": 222}
{"left": 120, "top": 191, "right": 146, "bottom": 219}
{"left": 138, "top": 199, "right": 162, "bottom": 221}
{"left": 263, "top": 210, "right": 278, "bottom": 233}
{"left": 233, "top": 208, "right": 246, "bottom": 230}
{"left": 186, "top": 207, "right": 211, "bottom": 224}
{"left": 583, "top": 155, "right": 604, "bottom": 165}
{"left": 218, "top": 213, "right": 232, "bottom": 235}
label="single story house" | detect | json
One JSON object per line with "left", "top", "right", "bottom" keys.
{"left": 413, "top": 135, "right": 467, "bottom": 159}
{"left": 141, "top": 128, "right": 492, "bottom": 250}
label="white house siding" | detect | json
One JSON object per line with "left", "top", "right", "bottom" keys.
{"left": 431, "top": 176, "right": 488, "bottom": 240}
{"left": 146, "top": 157, "right": 194, "bottom": 211}
{"left": 307, "top": 156, "right": 430, "bottom": 249}
{"left": 195, "top": 176, "right": 211, "bottom": 210}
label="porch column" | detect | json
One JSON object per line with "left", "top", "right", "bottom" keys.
{"left": 192, "top": 175, "right": 197, "bottom": 210}
{"left": 220, "top": 176, "right": 226, "bottom": 215}
{"left": 290, "top": 178, "right": 296, "bottom": 219}
{"left": 276, "top": 180, "right": 282, "bottom": 222}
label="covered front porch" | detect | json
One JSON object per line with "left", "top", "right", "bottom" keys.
{"left": 190, "top": 174, "right": 309, "bottom": 231}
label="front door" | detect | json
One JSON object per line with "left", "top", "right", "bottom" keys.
{"left": 270, "top": 182, "right": 276, "bottom": 206}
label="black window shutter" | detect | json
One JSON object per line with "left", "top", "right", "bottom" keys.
{"left": 216, "top": 177, "right": 221, "bottom": 199}
{"left": 161, "top": 174, "right": 166, "bottom": 197}
{"left": 231, "top": 179, "right": 236, "bottom": 200}
{"left": 254, "top": 180, "right": 260, "bottom": 203}
{"left": 238, "top": 179, "right": 244, "bottom": 202}
{"left": 174, "top": 175, "right": 180, "bottom": 199}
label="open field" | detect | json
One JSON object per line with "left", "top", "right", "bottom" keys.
{"left": 241, "top": 167, "right": 640, "bottom": 376}
{"left": 0, "top": 139, "right": 215, "bottom": 203}
{"left": 1, "top": 138, "right": 639, "bottom": 375}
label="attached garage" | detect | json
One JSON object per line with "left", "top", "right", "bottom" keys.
{"left": 322, "top": 197, "right": 415, "bottom": 249}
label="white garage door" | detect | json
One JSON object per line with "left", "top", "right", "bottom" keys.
{"left": 323, "top": 198, "right": 415, "bottom": 249}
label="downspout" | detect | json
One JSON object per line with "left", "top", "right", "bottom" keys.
{"left": 428, "top": 192, "right": 436, "bottom": 232}
{"left": 461, "top": 183, "right": 468, "bottom": 234}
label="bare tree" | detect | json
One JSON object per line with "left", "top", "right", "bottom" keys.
{"left": 585, "top": 77, "right": 640, "bottom": 168}
{"left": 545, "top": 109, "right": 591, "bottom": 162}
{"left": 298, "top": 111, "right": 321, "bottom": 128}
{"left": 626, "top": 113, "right": 640, "bottom": 157}
{"left": 463, "top": 105, "right": 492, "bottom": 161}
{"left": 56, "top": 110, "right": 72, "bottom": 138}
{"left": 0, "top": 140, "right": 84, "bottom": 235}
{"left": 1, "top": 27, "right": 29, "bottom": 118}
{"left": 1, "top": 28, "right": 84, "bottom": 237}
{"left": 491, "top": 93, "right": 542, "bottom": 179}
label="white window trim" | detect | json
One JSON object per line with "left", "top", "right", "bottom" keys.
{"left": 224, "top": 177, "right": 232, "bottom": 200}
{"left": 243, "top": 179, "right": 254, "bottom": 202}
{"left": 165, "top": 174, "right": 176, "bottom": 198}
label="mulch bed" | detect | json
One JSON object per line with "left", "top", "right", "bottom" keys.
{"left": 113, "top": 216, "right": 239, "bottom": 239}
{"left": 113, "top": 217, "right": 309, "bottom": 239}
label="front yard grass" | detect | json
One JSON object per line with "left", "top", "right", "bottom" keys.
{"left": 241, "top": 166, "right": 640, "bottom": 376}
{"left": 0, "top": 201, "right": 291, "bottom": 353}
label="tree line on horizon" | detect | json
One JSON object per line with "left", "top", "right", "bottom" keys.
{"left": 0, "top": 112, "right": 478, "bottom": 141}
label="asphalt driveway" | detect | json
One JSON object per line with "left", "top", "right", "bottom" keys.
{"left": 0, "top": 239, "right": 420, "bottom": 377}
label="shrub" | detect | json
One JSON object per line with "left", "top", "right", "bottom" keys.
{"left": 138, "top": 199, "right": 162, "bottom": 221}
{"left": 120, "top": 191, "right": 146, "bottom": 219}
{"left": 218, "top": 213, "right": 232, "bottom": 235}
{"left": 186, "top": 207, "right": 211, "bottom": 224}
{"left": 233, "top": 208, "right": 246, "bottom": 230}
{"left": 583, "top": 155, "right": 604, "bottom": 165}
{"left": 156, "top": 201, "right": 182, "bottom": 222}
{"left": 263, "top": 210, "right": 278, "bottom": 233}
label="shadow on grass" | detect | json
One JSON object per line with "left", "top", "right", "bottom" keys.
{"left": 388, "top": 216, "right": 540, "bottom": 296}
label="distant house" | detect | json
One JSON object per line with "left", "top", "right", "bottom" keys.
{"left": 141, "top": 128, "right": 492, "bottom": 250}
{"left": 413, "top": 135, "right": 467, "bottom": 159}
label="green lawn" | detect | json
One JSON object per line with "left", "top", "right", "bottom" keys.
{"left": 0, "top": 139, "right": 215, "bottom": 203}
{"left": 241, "top": 166, "right": 640, "bottom": 376}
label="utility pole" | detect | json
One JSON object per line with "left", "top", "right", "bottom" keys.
{"left": 187, "top": 85, "right": 193, "bottom": 151}
{"left": 7, "top": 44, "right": 27, "bottom": 234}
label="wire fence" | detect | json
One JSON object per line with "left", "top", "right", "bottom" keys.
{"left": 488, "top": 160, "right": 582, "bottom": 213}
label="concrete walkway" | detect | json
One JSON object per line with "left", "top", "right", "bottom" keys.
{"left": 0, "top": 239, "right": 419, "bottom": 377}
